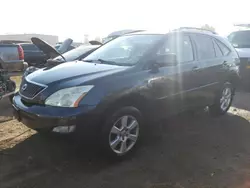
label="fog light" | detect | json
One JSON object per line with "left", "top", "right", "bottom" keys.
{"left": 52, "top": 125, "right": 76, "bottom": 133}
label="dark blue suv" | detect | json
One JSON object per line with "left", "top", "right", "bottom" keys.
{"left": 13, "top": 28, "right": 240, "bottom": 158}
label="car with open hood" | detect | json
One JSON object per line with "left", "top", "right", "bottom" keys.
{"left": 13, "top": 28, "right": 239, "bottom": 158}
{"left": 23, "top": 38, "right": 101, "bottom": 77}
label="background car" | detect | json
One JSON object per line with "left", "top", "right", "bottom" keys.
{"left": 102, "top": 29, "right": 145, "bottom": 43}
{"left": 20, "top": 43, "right": 47, "bottom": 67}
{"left": 23, "top": 38, "right": 100, "bottom": 77}
{"left": 228, "top": 30, "right": 250, "bottom": 86}
{"left": 0, "top": 43, "right": 25, "bottom": 71}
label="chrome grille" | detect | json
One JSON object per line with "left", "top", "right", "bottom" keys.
{"left": 19, "top": 79, "right": 45, "bottom": 99}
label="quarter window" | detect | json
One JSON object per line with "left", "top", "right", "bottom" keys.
{"left": 193, "top": 35, "right": 215, "bottom": 60}
{"left": 216, "top": 40, "right": 230, "bottom": 56}
{"left": 213, "top": 40, "right": 223, "bottom": 57}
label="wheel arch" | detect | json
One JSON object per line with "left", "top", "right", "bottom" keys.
{"left": 99, "top": 93, "right": 152, "bottom": 121}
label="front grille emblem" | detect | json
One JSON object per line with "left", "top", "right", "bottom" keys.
{"left": 21, "top": 84, "right": 28, "bottom": 91}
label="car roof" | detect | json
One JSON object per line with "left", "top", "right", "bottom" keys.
{"left": 230, "top": 29, "right": 250, "bottom": 34}
{"left": 19, "top": 43, "right": 35, "bottom": 46}
{"left": 125, "top": 29, "right": 217, "bottom": 37}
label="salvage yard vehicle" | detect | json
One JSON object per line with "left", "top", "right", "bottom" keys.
{"left": 102, "top": 29, "right": 144, "bottom": 43}
{"left": 23, "top": 38, "right": 100, "bottom": 77}
{"left": 20, "top": 43, "right": 47, "bottom": 67}
{"left": 228, "top": 30, "right": 250, "bottom": 87}
{"left": 12, "top": 28, "right": 240, "bottom": 158}
{"left": 0, "top": 43, "right": 25, "bottom": 71}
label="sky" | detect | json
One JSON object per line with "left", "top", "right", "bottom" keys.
{"left": 1, "top": 0, "right": 250, "bottom": 42}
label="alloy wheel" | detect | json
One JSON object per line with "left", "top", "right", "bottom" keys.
{"left": 109, "top": 115, "right": 139, "bottom": 155}
{"left": 220, "top": 87, "right": 232, "bottom": 111}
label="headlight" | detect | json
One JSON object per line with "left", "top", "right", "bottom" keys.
{"left": 23, "top": 66, "right": 39, "bottom": 77}
{"left": 45, "top": 85, "right": 94, "bottom": 107}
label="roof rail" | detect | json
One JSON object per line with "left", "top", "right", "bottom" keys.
{"left": 173, "top": 27, "right": 217, "bottom": 34}
{"left": 126, "top": 30, "right": 145, "bottom": 34}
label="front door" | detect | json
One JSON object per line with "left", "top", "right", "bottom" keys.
{"left": 148, "top": 34, "right": 204, "bottom": 118}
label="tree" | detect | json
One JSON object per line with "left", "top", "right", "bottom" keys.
{"left": 201, "top": 24, "right": 216, "bottom": 32}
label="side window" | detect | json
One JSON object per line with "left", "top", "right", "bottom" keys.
{"left": 193, "top": 35, "right": 215, "bottom": 60}
{"left": 157, "top": 35, "right": 194, "bottom": 63}
{"left": 213, "top": 40, "right": 223, "bottom": 57}
{"left": 215, "top": 40, "right": 231, "bottom": 56}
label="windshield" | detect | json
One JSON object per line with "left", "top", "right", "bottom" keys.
{"left": 54, "top": 45, "right": 98, "bottom": 61}
{"left": 228, "top": 30, "right": 250, "bottom": 48}
{"left": 84, "top": 35, "right": 163, "bottom": 66}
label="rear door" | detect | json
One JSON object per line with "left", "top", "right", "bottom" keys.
{"left": 190, "top": 34, "right": 224, "bottom": 105}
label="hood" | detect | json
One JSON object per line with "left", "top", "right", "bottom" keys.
{"left": 31, "top": 37, "right": 73, "bottom": 59}
{"left": 57, "top": 38, "right": 73, "bottom": 54}
{"left": 235, "top": 48, "right": 250, "bottom": 58}
{"left": 26, "top": 61, "right": 128, "bottom": 85}
{"left": 31, "top": 37, "right": 62, "bottom": 59}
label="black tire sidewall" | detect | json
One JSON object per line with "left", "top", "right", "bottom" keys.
{"left": 100, "top": 106, "right": 143, "bottom": 158}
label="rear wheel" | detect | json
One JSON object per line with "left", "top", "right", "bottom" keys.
{"left": 209, "top": 82, "right": 234, "bottom": 116}
{"left": 100, "top": 106, "right": 143, "bottom": 158}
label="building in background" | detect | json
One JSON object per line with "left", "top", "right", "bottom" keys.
{"left": 0, "top": 34, "right": 58, "bottom": 45}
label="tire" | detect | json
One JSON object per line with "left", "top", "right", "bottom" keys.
{"left": 100, "top": 106, "right": 143, "bottom": 158}
{"left": 209, "top": 82, "right": 234, "bottom": 116}
{"left": 9, "top": 94, "right": 14, "bottom": 103}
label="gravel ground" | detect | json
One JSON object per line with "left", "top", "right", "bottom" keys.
{"left": 1, "top": 92, "right": 250, "bottom": 188}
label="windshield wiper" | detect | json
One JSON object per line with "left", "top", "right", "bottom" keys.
{"left": 83, "top": 59, "right": 118, "bottom": 65}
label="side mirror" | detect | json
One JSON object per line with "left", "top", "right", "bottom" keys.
{"left": 156, "top": 53, "right": 178, "bottom": 66}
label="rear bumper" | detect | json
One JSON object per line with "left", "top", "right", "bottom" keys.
{"left": 12, "top": 94, "right": 101, "bottom": 134}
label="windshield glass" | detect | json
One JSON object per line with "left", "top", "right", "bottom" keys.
{"left": 228, "top": 30, "right": 250, "bottom": 48}
{"left": 84, "top": 34, "right": 163, "bottom": 66}
{"left": 54, "top": 45, "right": 98, "bottom": 61}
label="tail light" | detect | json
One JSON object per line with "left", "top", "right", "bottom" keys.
{"left": 17, "top": 45, "right": 24, "bottom": 60}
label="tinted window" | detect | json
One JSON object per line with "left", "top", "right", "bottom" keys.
{"left": 228, "top": 30, "right": 250, "bottom": 48}
{"left": 193, "top": 35, "right": 215, "bottom": 60}
{"left": 157, "top": 35, "right": 193, "bottom": 63}
{"left": 213, "top": 40, "right": 223, "bottom": 57}
{"left": 216, "top": 40, "right": 230, "bottom": 56}
{"left": 21, "top": 44, "right": 40, "bottom": 51}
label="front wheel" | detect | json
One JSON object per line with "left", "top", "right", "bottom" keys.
{"left": 100, "top": 106, "right": 143, "bottom": 158}
{"left": 209, "top": 82, "right": 234, "bottom": 116}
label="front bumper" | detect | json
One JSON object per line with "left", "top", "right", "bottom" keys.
{"left": 12, "top": 94, "right": 100, "bottom": 134}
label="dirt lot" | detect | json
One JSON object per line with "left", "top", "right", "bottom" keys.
{"left": 1, "top": 91, "right": 250, "bottom": 188}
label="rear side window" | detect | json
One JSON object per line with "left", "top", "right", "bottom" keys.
{"left": 215, "top": 40, "right": 230, "bottom": 56}
{"left": 193, "top": 35, "right": 215, "bottom": 60}
{"left": 213, "top": 40, "right": 223, "bottom": 57}
{"left": 21, "top": 44, "right": 40, "bottom": 51}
